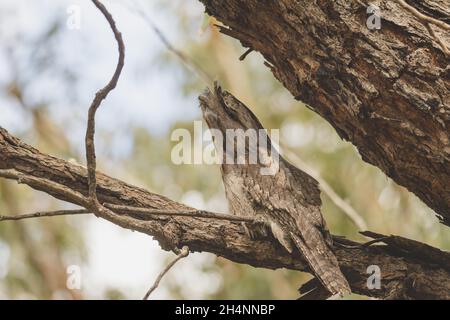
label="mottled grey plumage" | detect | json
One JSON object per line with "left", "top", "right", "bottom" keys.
{"left": 199, "top": 83, "right": 350, "bottom": 297}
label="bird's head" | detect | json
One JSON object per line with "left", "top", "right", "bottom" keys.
{"left": 199, "top": 83, "right": 264, "bottom": 134}
{"left": 199, "top": 83, "right": 279, "bottom": 175}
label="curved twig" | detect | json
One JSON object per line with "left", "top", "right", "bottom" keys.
{"left": 86, "top": 0, "right": 125, "bottom": 204}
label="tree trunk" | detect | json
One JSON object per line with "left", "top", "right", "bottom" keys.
{"left": 200, "top": 0, "right": 450, "bottom": 225}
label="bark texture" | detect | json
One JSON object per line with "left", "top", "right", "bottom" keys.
{"left": 1, "top": 127, "right": 450, "bottom": 299}
{"left": 200, "top": 0, "right": 450, "bottom": 225}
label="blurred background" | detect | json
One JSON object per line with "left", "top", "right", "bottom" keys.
{"left": 0, "top": 0, "right": 448, "bottom": 299}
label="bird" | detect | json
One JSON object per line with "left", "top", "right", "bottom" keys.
{"left": 199, "top": 83, "right": 351, "bottom": 297}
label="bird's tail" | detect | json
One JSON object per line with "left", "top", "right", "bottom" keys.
{"left": 290, "top": 232, "right": 351, "bottom": 297}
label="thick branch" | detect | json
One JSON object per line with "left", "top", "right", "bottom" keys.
{"left": 1, "top": 127, "right": 449, "bottom": 299}
{"left": 199, "top": 0, "right": 450, "bottom": 225}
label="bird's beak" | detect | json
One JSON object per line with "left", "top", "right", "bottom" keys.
{"left": 199, "top": 82, "right": 225, "bottom": 125}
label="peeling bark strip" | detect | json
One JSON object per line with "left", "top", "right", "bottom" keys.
{"left": 199, "top": 0, "right": 450, "bottom": 225}
{"left": 1, "top": 127, "right": 450, "bottom": 299}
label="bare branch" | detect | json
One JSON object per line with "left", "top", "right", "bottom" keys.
{"left": 0, "top": 209, "right": 90, "bottom": 222}
{"left": 86, "top": 0, "right": 125, "bottom": 204}
{"left": 104, "top": 203, "right": 256, "bottom": 223}
{"left": 143, "top": 246, "right": 190, "bottom": 300}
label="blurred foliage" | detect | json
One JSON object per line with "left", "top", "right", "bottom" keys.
{"left": 0, "top": 0, "right": 448, "bottom": 300}
{"left": 0, "top": 93, "right": 86, "bottom": 299}
{"left": 0, "top": 5, "right": 86, "bottom": 299}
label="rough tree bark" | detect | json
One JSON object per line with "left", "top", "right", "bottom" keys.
{"left": 1, "top": 127, "right": 450, "bottom": 299}
{"left": 200, "top": 0, "right": 450, "bottom": 225}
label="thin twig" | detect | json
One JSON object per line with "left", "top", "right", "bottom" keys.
{"left": 143, "top": 246, "right": 190, "bottom": 300}
{"left": 396, "top": 0, "right": 449, "bottom": 56}
{"left": 86, "top": 0, "right": 125, "bottom": 205}
{"left": 104, "top": 203, "right": 256, "bottom": 223}
{"left": 82, "top": 1, "right": 159, "bottom": 246}
{"left": 0, "top": 209, "right": 90, "bottom": 222}
{"left": 281, "top": 147, "right": 368, "bottom": 231}
{"left": 334, "top": 236, "right": 390, "bottom": 249}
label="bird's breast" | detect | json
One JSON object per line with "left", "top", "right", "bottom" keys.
{"left": 222, "top": 171, "right": 257, "bottom": 218}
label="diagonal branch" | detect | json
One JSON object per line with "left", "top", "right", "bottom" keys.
{"left": 143, "top": 246, "right": 190, "bottom": 300}
{"left": 1, "top": 127, "right": 449, "bottom": 299}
